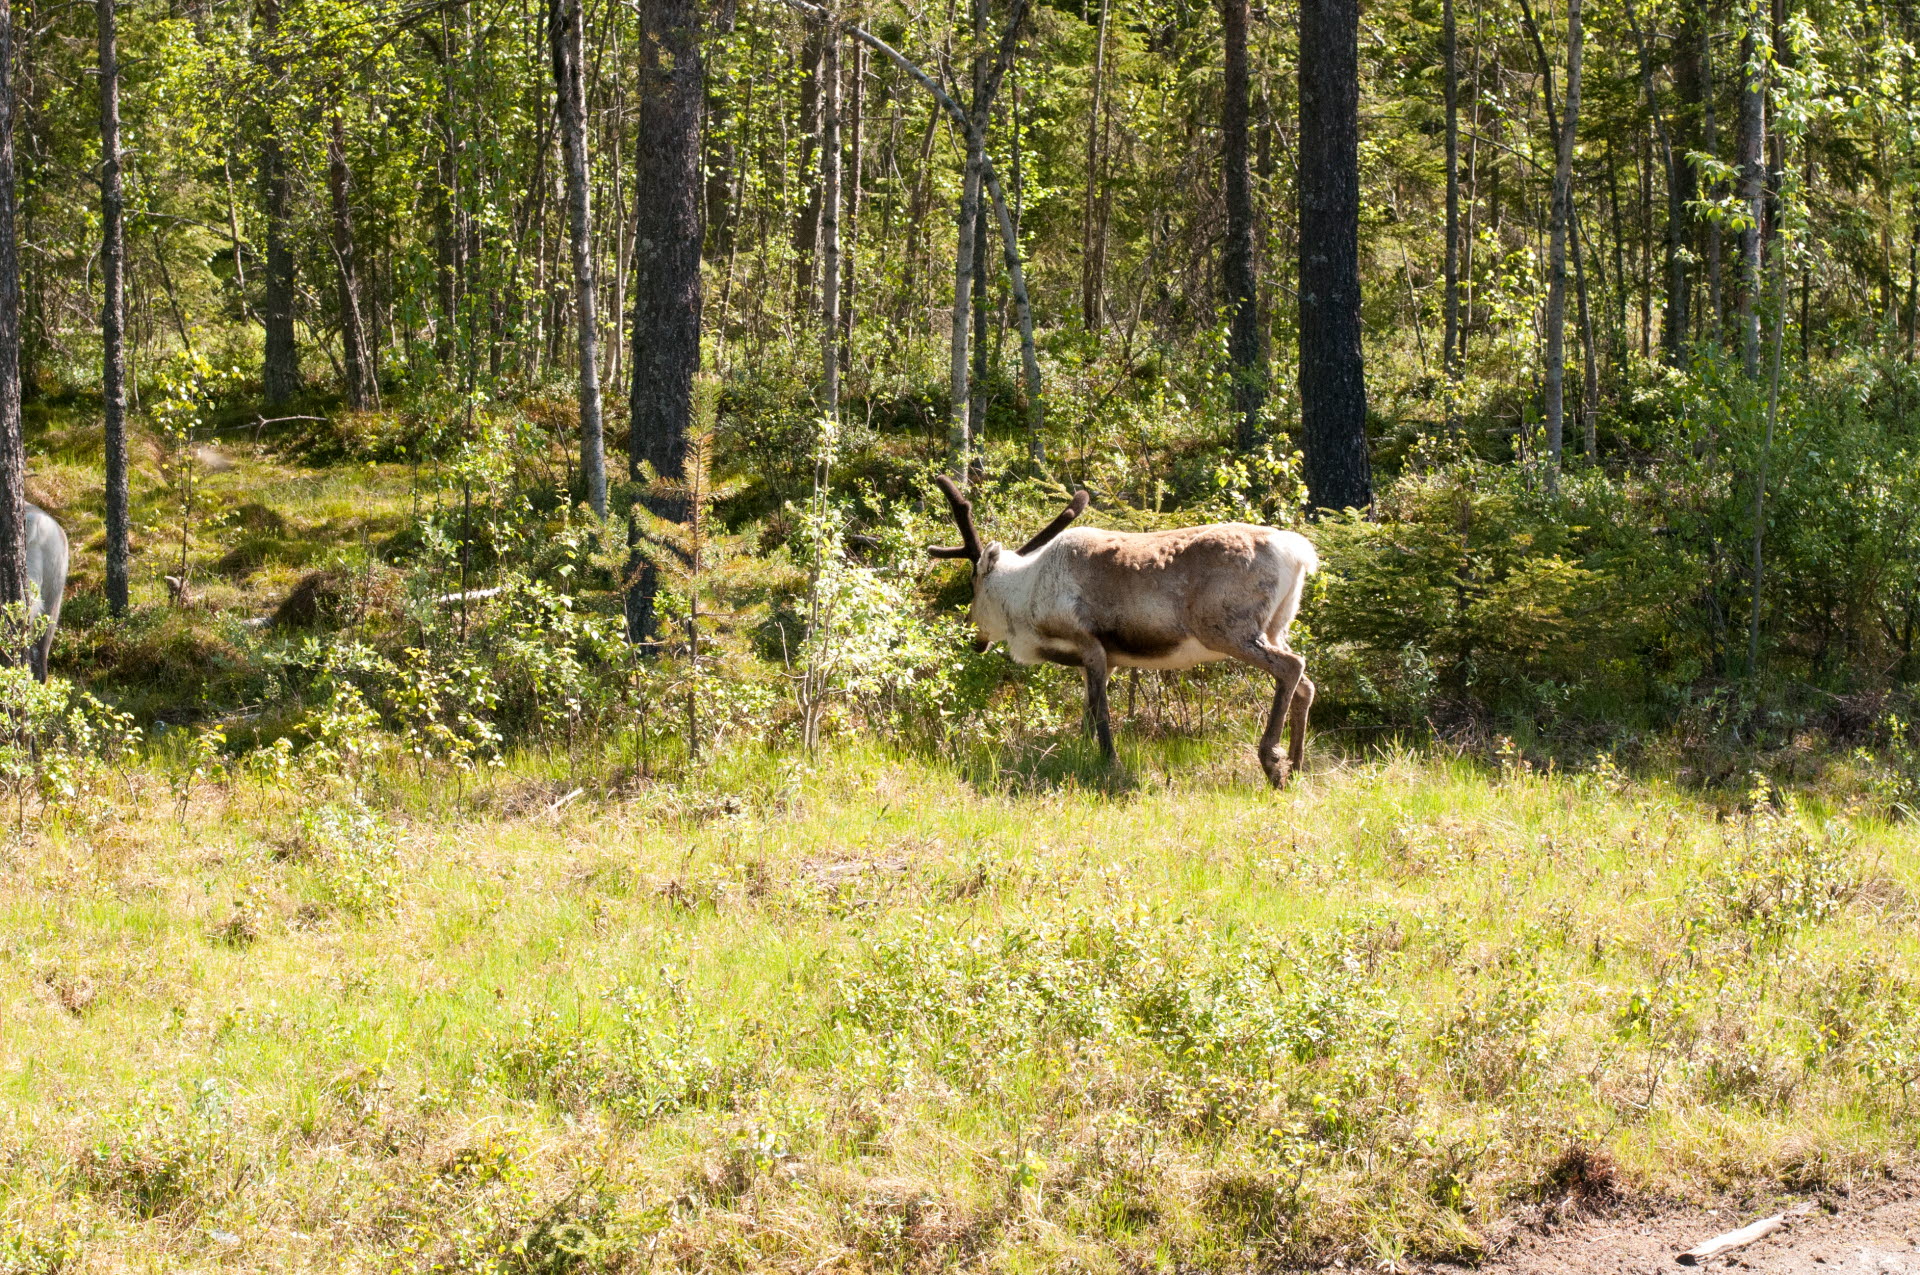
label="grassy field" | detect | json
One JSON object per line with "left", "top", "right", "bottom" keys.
{"left": 4, "top": 736, "right": 1916, "bottom": 1274}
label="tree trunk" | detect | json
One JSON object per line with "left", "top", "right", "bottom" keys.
{"left": 969, "top": 189, "right": 988, "bottom": 446}
{"left": 0, "top": 0, "right": 25, "bottom": 618}
{"left": 101, "top": 0, "right": 129, "bottom": 615}
{"left": 328, "top": 109, "right": 376, "bottom": 410}
{"left": 1298, "top": 0, "right": 1370, "bottom": 512}
{"left": 1443, "top": 0, "right": 1461, "bottom": 392}
{"left": 1526, "top": 0, "right": 1580, "bottom": 476}
{"left": 627, "top": 0, "right": 703, "bottom": 641}
{"left": 1735, "top": 22, "right": 1765, "bottom": 376}
{"left": 1704, "top": 15, "right": 1722, "bottom": 339}
{"left": 260, "top": 0, "right": 299, "bottom": 404}
{"left": 1082, "top": 0, "right": 1111, "bottom": 331}
{"left": 820, "top": 21, "right": 840, "bottom": 419}
{"left": 949, "top": 154, "right": 982, "bottom": 475}
{"left": 1573, "top": 211, "right": 1599, "bottom": 458}
{"left": 1666, "top": 3, "right": 1697, "bottom": 362}
{"left": 550, "top": 0, "right": 605, "bottom": 515}
{"left": 1223, "top": 0, "right": 1266, "bottom": 452}
{"left": 840, "top": 39, "right": 864, "bottom": 370}
{"left": 793, "top": 23, "right": 823, "bottom": 312}
{"left": 949, "top": 0, "right": 989, "bottom": 478}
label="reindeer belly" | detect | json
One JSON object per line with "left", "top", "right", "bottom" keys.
{"left": 1104, "top": 636, "right": 1225, "bottom": 671}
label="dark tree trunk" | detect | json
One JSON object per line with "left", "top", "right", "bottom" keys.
{"left": 1223, "top": 0, "right": 1266, "bottom": 452}
{"left": 1736, "top": 22, "right": 1765, "bottom": 376}
{"left": 0, "top": 0, "right": 24, "bottom": 617}
{"left": 1704, "top": 14, "right": 1722, "bottom": 338}
{"left": 550, "top": 0, "right": 605, "bottom": 515}
{"left": 328, "top": 109, "right": 377, "bottom": 410}
{"left": 260, "top": 0, "right": 299, "bottom": 404}
{"left": 821, "top": 22, "right": 840, "bottom": 417}
{"left": 101, "top": 0, "right": 129, "bottom": 615}
{"left": 840, "top": 39, "right": 864, "bottom": 370}
{"left": 1665, "top": 3, "right": 1699, "bottom": 364}
{"left": 1298, "top": 0, "right": 1370, "bottom": 512}
{"left": 627, "top": 0, "right": 703, "bottom": 641}
{"left": 1082, "top": 0, "right": 1111, "bottom": 331}
{"left": 793, "top": 22, "right": 823, "bottom": 310}
{"left": 1443, "top": 0, "right": 1461, "bottom": 389}
{"left": 1526, "top": 0, "right": 1581, "bottom": 474}
{"left": 949, "top": 0, "right": 989, "bottom": 476}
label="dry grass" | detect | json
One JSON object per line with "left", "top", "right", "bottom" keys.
{"left": 1, "top": 740, "right": 1916, "bottom": 1272}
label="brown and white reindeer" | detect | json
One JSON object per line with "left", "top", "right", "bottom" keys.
{"left": 928, "top": 477, "right": 1319, "bottom": 787}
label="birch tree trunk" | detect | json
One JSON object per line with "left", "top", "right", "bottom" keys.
{"left": 550, "top": 0, "right": 605, "bottom": 515}
{"left": 101, "top": 0, "right": 130, "bottom": 615}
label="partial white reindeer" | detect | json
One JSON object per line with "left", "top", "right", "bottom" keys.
{"left": 929, "top": 478, "right": 1319, "bottom": 787}
{"left": 23, "top": 502, "right": 68, "bottom": 682}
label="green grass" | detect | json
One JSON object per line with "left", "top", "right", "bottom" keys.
{"left": 3, "top": 738, "right": 1916, "bottom": 1272}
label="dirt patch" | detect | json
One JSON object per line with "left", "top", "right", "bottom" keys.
{"left": 1436, "top": 1180, "right": 1919, "bottom": 1274}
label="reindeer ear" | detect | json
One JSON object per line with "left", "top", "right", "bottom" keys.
{"left": 978, "top": 544, "right": 1004, "bottom": 577}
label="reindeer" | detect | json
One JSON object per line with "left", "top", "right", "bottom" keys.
{"left": 23, "top": 503, "right": 68, "bottom": 682}
{"left": 929, "top": 478, "right": 1318, "bottom": 787}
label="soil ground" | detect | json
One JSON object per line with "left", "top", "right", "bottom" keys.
{"left": 1449, "top": 1178, "right": 1920, "bottom": 1274}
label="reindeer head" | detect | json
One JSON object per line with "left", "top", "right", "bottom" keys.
{"left": 927, "top": 477, "right": 1089, "bottom": 650}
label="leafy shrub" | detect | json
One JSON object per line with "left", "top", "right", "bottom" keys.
{"left": 290, "top": 797, "right": 401, "bottom": 917}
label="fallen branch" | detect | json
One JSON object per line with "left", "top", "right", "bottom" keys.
{"left": 545, "top": 787, "right": 585, "bottom": 818}
{"left": 435, "top": 586, "right": 506, "bottom": 605}
{"left": 1676, "top": 1214, "right": 1785, "bottom": 1265}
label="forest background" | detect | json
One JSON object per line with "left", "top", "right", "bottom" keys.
{"left": 0, "top": 0, "right": 1916, "bottom": 757}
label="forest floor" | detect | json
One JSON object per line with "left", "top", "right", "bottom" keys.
{"left": 4, "top": 738, "right": 1917, "bottom": 1273}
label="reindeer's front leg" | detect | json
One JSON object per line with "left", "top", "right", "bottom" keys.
{"left": 1079, "top": 642, "right": 1117, "bottom": 762}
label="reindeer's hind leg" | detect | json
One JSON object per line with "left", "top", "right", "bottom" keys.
{"left": 1211, "top": 635, "right": 1306, "bottom": 788}
{"left": 1288, "top": 674, "right": 1315, "bottom": 779}
{"left": 1080, "top": 643, "right": 1117, "bottom": 762}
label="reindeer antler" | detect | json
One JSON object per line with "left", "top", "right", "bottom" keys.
{"left": 927, "top": 475, "right": 984, "bottom": 561}
{"left": 1016, "top": 490, "right": 1090, "bottom": 555}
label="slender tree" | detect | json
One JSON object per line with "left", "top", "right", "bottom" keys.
{"left": 821, "top": 18, "right": 841, "bottom": 418}
{"left": 0, "top": 0, "right": 24, "bottom": 619}
{"left": 101, "top": 0, "right": 129, "bottom": 615}
{"left": 949, "top": 0, "right": 989, "bottom": 476}
{"left": 627, "top": 0, "right": 704, "bottom": 641}
{"left": 260, "top": 0, "right": 299, "bottom": 403}
{"left": 550, "top": 0, "right": 605, "bottom": 515}
{"left": 1666, "top": 1, "right": 1699, "bottom": 363}
{"left": 328, "top": 108, "right": 377, "bottom": 410}
{"left": 1223, "top": 0, "right": 1266, "bottom": 452}
{"left": 1442, "top": 0, "right": 1461, "bottom": 389}
{"left": 1527, "top": 0, "right": 1582, "bottom": 473}
{"left": 1298, "top": 0, "right": 1370, "bottom": 512}
{"left": 1736, "top": 13, "right": 1766, "bottom": 376}
{"left": 840, "top": 39, "right": 864, "bottom": 370}
{"left": 1082, "top": 0, "right": 1111, "bottom": 331}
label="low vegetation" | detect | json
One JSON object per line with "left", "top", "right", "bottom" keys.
{"left": 3, "top": 710, "right": 1918, "bottom": 1272}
